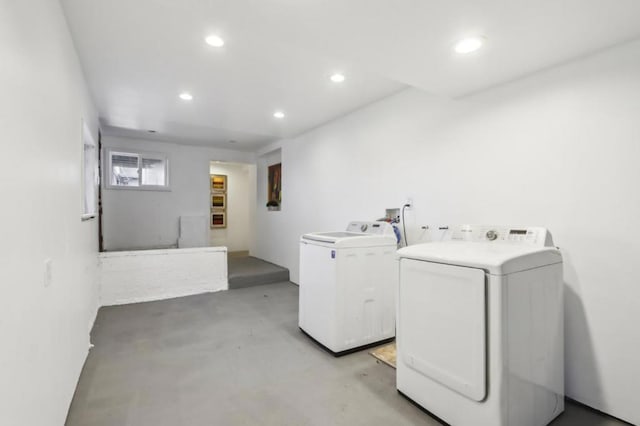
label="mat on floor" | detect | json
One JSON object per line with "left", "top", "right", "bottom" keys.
{"left": 370, "top": 342, "right": 397, "bottom": 369}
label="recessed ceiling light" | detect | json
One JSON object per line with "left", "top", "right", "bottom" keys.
{"left": 330, "top": 73, "right": 345, "bottom": 83}
{"left": 179, "top": 92, "right": 193, "bottom": 101}
{"left": 273, "top": 111, "right": 285, "bottom": 119}
{"left": 454, "top": 37, "right": 485, "bottom": 54}
{"left": 205, "top": 34, "right": 225, "bottom": 47}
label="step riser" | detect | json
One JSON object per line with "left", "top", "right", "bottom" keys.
{"left": 229, "top": 271, "right": 290, "bottom": 290}
{"left": 228, "top": 256, "right": 290, "bottom": 290}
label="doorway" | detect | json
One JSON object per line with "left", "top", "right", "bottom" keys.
{"left": 209, "top": 161, "right": 256, "bottom": 255}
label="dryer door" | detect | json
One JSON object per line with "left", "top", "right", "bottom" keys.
{"left": 399, "top": 259, "right": 487, "bottom": 401}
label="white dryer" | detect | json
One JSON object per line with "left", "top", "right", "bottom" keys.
{"left": 299, "top": 221, "right": 398, "bottom": 355}
{"left": 396, "top": 225, "right": 564, "bottom": 426}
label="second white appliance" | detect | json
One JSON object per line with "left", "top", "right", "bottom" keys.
{"left": 396, "top": 225, "right": 564, "bottom": 426}
{"left": 299, "top": 221, "right": 398, "bottom": 355}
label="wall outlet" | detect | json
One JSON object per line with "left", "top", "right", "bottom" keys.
{"left": 405, "top": 197, "right": 413, "bottom": 209}
{"left": 44, "top": 258, "right": 52, "bottom": 287}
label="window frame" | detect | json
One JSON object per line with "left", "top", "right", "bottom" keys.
{"left": 104, "top": 148, "right": 171, "bottom": 191}
{"left": 81, "top": 120, "right": 98, "bottom": 220}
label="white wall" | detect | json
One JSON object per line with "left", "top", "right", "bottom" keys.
{"left": 254, "top": 149, "right": 284, "bottom": 256}
{"left": 253, "top": 40, "right": 640, "bottom": 424}
{"left": 209, "top": 162, "right": 255, "bottom": 252}
{"left": 102, "top": 136, "right": 255, "bottom": 251}
{"left": 0, "top": 0, "right": 100, "bottom": 424}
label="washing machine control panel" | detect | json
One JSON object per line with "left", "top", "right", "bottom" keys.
{"left": 445, "top": 225, "right": 554, "bottom": 247}
{"left": 346, "top": 221, "right": 394, "bottom": 236}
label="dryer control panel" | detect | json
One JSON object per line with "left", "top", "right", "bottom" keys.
{"left": 444, "top": 225, "right": 554, "bottom": 247}
{"left": 346, "top": 221, "right": 395, "bottom": 236}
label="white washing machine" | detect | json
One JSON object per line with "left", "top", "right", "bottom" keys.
{"left": 299, "top": 221, "right": 398, "bottom": 355}
{"left": 396, "top": 225, "right": 564, "bottom": 426}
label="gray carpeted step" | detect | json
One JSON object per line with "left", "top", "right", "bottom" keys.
{"left": 228, "top": 256, "right": 290, "bottom": 289}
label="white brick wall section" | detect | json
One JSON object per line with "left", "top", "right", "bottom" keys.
{"left": 99, "top": 247, "right": 228, "bottom": 306}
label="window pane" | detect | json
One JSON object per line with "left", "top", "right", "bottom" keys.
{"left": 82, "top": 122, "right": 97, "bottom": 215}
{"left": 141, "top": 157, "right": 166, "bottom": 186}
{"left": 83, "top": 144, "right": 96, "bottom": 214}
{"left": 111, "top": 153, "right": 139, "bottom": 186}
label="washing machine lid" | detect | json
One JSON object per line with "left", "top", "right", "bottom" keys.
{"left": 301, "top": 231, "right": 396, "bottom": 248}
{"left": 397, "top": 241, "right": 561, "bottom": 275}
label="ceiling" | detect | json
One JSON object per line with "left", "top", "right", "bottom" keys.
{"left": 61, "top": 0, "right": 640, "bottom": 151}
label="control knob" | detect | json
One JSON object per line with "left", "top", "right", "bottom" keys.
{"left": 486, "top": 230, "right": 498, "bottom": 241}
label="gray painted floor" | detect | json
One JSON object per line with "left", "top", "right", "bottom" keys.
{"left": 227, "top": 256, "right": 289, "bottom": 289}
{"left": 67, "top": 282, "right": 628, "bottom": 426}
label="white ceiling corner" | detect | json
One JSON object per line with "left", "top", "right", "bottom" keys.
{"left": 61, "top": 0, "right": 640, "bottom": 150}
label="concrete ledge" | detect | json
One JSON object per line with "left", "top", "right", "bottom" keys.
{"left": 228, "top": 256, "right": 290, "bottom": 290}
{"left": 99, "top": 247, "right": 228, "bottom": 306}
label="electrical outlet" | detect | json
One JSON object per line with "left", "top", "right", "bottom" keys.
{"left": 44, "top": 258, "right": 52, "bottom": 287}
{"left": 405, "top": 197, "right": 413, "bottom": 209}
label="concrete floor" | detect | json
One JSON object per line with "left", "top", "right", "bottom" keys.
{"left": 67, "top": 282, "right": 628, "bottom": 426}
{"left": 227, "top": 256, "right": 290, "bottom": 289}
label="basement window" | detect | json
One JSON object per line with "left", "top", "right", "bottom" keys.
{"left": 105, "top": 149, "right": 169, "bottom": 190}
{"left": 81, "top": 121, "right": 98, "bottom": 219}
